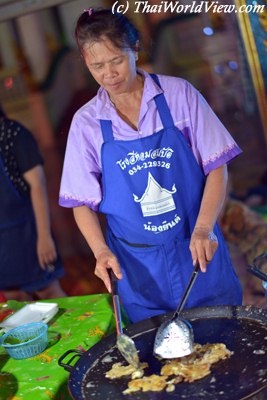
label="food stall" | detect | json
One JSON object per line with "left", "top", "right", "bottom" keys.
{"left": 1, "top": 294, "right": 267, "bottom": 399}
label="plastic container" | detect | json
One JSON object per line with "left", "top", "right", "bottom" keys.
{"left": 0, "top": 322, "right": 48, "bottom": 359}
{"left": 0, "top": 302, "right": 58, "bottom": 332}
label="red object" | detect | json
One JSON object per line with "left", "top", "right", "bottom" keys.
{"left": 0, "top": 292, "right": 6, "bottom": 302}
{"left": 0, "top": 308, "right": 13, "bottom": 322}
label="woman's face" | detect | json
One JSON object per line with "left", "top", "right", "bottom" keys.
{"left": 82, "top": 37, "right": 138, "bottom": 98}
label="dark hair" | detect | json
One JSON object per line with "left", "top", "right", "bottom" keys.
{"left": 75, "top": 8, "right": 140, "bottom": 55}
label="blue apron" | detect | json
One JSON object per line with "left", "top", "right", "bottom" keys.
{"left": 99, "top": 74, "right": 242, "bottom": 322}
{"left": 0, "top": 154, "right": 63, "bottom": 291}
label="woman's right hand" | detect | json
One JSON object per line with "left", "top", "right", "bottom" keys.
{"left": 72, "top": 207, "right": 122, "bottom": 292}
{"left": 94, "top": 246, "right": 122, "bottom": 293}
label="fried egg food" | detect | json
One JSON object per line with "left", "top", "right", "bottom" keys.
{"left": 105, "top": 342, "right": 232, "bottom": 395}
{"left": 105, "top": 361, "right": 148, "bottom": 380}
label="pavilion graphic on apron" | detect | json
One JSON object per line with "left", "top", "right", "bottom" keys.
{"left": 133, "top": 172, "right": 177, "bottom": 217}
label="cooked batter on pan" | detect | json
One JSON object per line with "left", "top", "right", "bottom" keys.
{"left": 105, "top": 342, "right": 232, "bottom": 394}
{"left": 105, "top": 362, "right": 148, "bottom": 380}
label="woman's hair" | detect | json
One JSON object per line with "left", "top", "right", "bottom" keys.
{"left": 75, "top": 8, "right": 140, "bottom": 54}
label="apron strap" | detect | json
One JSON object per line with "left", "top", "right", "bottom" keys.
{"left": 150, "top": 73, "right": 175, "bottom": 129}
{"left": 100, "top": 119, "right": 114, "bottom": 142}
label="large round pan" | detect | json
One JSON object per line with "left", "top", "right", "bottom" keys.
{"left": 58, "top": 305, "right": 267, "bottom": 400}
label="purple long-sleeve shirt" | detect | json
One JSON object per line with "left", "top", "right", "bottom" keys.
{"left": 59, "top": 69, "right": 241, "bottom": 211}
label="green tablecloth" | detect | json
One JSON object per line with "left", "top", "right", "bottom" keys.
{"left": 0, "top": 294, "right": 117, "bottom": 400}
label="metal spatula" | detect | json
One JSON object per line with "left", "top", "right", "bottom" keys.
{"left": 153, "top": 263, "right": 200, "bottom": 359}
{"left": 108, "top": 269, "right": 140, "bottom": 369}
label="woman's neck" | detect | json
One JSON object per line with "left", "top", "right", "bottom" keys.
{"left": 109, "top": 73, "right": 144, "bottom": 109}
{"left": 109, "top": 73, "right": 144, "bottom": 131}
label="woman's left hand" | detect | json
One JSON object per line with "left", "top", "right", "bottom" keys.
{"left": 189, "top": 227, "right": 218, "bottom": 272}
{"left": 37, "top": 235, "right": 57, "bottom": 269}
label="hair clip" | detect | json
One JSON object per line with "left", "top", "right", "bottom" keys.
{"left": 84, "top": 8, "right": 93, "bottom": 16}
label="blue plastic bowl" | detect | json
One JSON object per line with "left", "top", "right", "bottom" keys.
{"left": 1, "top": 322, "right": 48, "bottom": 359}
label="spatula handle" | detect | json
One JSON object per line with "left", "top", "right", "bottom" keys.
{"left": 173, "top": 262, "right": 200, "bottom": 319}
{"left": 108, "top": 269, "right": 123, "bottom": 335}
{"left": 109, "top": 268, "right": 119, "bottom": 295}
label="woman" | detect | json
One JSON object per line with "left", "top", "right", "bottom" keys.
{"left": 59, "top": 9, "right": 242, "bottom": 322}
{"left": 0, "top": 106, "right": 65, "bottom": 300}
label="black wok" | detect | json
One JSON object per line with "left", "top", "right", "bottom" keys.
{"left": 58, "top": 305, "right": 267, "bottom": 400}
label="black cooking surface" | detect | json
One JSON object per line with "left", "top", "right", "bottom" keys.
{"left": 65, "top": 306, "right": 267, "bottom": 400}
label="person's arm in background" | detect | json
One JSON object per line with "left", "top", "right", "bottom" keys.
{"left": 73, "top": 206, "right": 122, "bottom": 293}
{"left": 23, "top": 165, "right": 57, "bottom": 269}
{"left": 190, "top": 164, "right": 228, "bottom": 273}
